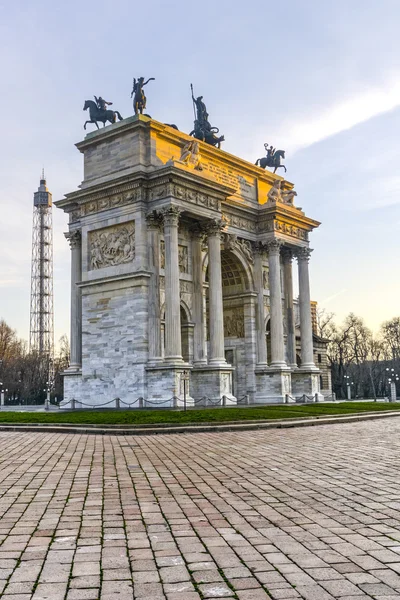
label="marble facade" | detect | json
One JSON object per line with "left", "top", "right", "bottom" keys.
{"left": 56, "top": 115, "right": 325, "bottom": 406}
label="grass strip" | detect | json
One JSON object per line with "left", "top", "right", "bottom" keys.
{"left": 0, "top": 402, "right": 399, "bottom": 426}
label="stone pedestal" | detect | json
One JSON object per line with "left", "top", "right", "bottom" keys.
{"left": 191, "top": 366, "right": 236, "bottom": 405}
{"left": 291, "top": 369, "right": 323, "bottom": 400}
{"left": 255, "top": 367, "right": 291, "bottom": 404}
{"left": 146, "top": 365, "right": 194, "bottom": 407}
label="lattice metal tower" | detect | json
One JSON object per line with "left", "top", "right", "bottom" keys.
{"left": 29, "top": 171, "right": 54, "bottom": 363}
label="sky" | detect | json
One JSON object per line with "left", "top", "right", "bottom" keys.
{"left": 1, "top": 0, "right": 400, "bottom": 344}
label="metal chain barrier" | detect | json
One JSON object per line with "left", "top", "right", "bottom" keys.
{"left": 58, "top": 391, "right": 331, "bottom": 410}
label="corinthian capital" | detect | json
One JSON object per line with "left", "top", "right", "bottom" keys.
{"left": 203, "top": 218, "right": 225, "bottom": 237}
{"left": 146, "top": 210, "right": 163, "bottom": 230}
{"left": 281, "top": 248, "right": 293, "bottom": 263}
{"left": 64, "top": 230, "right": 81, "bottom": 249}
{"left": 296, "top": 247, "right": 313, "bottom": 262}
{"left": 161, "top": 205, "right": 182, "bottom": 226}
{"left": 253, "top": 241, "right": 268, "bottom": 257}
{"left": 265, "top": 239, "right": 282, "bottom": 255}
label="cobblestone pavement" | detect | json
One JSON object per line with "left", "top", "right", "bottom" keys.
{"left": 2, "top": 421, "right": 400, "bottom": 599}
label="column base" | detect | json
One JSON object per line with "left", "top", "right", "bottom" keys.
{"left": 292, "top": 368, "right": 323, "bottom": 400}
{"left": 191, "top": 366, "right": 236, "bottom": 405}
{"left": 147, "top": 357, "right": 164, "bottom": 366}
{"left": 146, "top": 364, "right": 194, "bottom": 407}
{"left": 208, "top": 358, "right": 228, "bottom": 367}
{"left": 300, "top": 362, "right": 317, "bottom": 370}
{"left": 255, "top": 366, "right": 291, "bottom": 404}
{"left": 65, "top": 365, "right": 82, "bottom": 374}
{"left": 269, "top": 361, "right": 289, "bottom": 369}
{"left": 164, "top": 356, "right": 184, "bottom": 364}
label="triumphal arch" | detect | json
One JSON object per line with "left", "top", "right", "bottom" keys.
{"left": 56, "top": 115, "right": 322, "bottom": 406}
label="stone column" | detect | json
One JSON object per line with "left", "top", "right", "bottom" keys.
{"left": 192, "top": 228, "right": 207, "bottom": 365}
{"left": 267, "top": 240, "right": 286, "bottom": 368}
{"left": 162, "top": 206, "right": 183, "bottom": 362}
{"left": 254, "top": 243, "right": 268, "bottom": 366}
{"left": 282, "top": 248, "right": 297, "bottom": 368}
{"left": 206, "top": 220, "right": 226, "bottom": 365}
{"left": 146, "top": 211, "right": 162, "bottom": 362}
{"left": 65, "top": 230, "right": 82, "bottom": 370}
{"left": 135, "top": 205, "right": 148, "bottom": 271}
{"left": 296, "top": 247, "right": 316, "bottom": 369}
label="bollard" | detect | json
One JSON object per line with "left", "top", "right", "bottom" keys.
{"left": 222, "top": 395, "right": 226, "bottom": 407}
{"left": 139, "top": 397, "right": 144, "bottom": 408}
{"left": 173, "top": 395, "right": 178, "bottom": 408}
{"left": 71, "top": 398, "right": 76, "bottom": 410}
{"left": 314, "top": 393, "right": 319, "bottom": 403}
{"left": 245, "top": 394, "right": 250, "bottom": 405}
{"left": 285, "top": 394, "right": 289, "bottom": 404}
{"left": 115, "top": 397, "right": 120, "bottom": 409}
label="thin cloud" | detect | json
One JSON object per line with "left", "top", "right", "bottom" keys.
{"left": 320, "top": 289, "right": 348, "bottom": 305}
{"left": 284, "top": 79, "right": 400, "bottom": 153}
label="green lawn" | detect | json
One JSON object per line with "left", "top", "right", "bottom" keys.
{"left": 0, "top": 402, "right": 399, "bottom": 426}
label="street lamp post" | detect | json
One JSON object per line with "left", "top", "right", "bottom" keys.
{"left": 344, "top": 375, "right": 351, "bottom": 400}
{"left": 44, "top": 382, "right": 50, "bottom": 411}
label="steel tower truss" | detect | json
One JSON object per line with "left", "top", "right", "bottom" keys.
{"left": 29, "top": 175, "right": 54, "bottom": 366}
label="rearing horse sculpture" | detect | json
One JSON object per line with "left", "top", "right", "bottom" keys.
{"left": 83, "top": 100, "right": 123, "bottom": 130}
{"left": 255, "top": 149, "right": 286, "bottom": 173}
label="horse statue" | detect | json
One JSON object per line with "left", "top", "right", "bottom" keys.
{"left": 83, "top": 100, "right": 123, "bottom": 130}
{"left": 190, "top": 122, "right": 225, "bottom": 149}
{"left": 255, "top": 149, "right": 286, "bottom": 173}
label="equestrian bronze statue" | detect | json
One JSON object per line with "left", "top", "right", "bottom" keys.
{"left": 189, "top": 84, "right": 225, "bottom": 148}
{"left": 256, "top": 143, "right": 287, "bottom": 173}
{"left": 131, "top": 76, "right": 155, "bottom": 115}
{"left": 83, "top": 98, "right": 123, "bottom": 130}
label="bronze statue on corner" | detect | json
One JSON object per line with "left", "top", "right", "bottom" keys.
{"left": 256, "top": 143, "right": 287, "bottom": 173}
{"left": 189, "top": 84, "right": 225, "bottom": 148}
{"left": 131, "top": 76, "right": 155, "bottom": 115}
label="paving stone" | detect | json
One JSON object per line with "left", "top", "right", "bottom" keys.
{"left": 359, "top": 582, "right": 398, "bottom": 594}
{"left": 159, "top": 565, "right": 191, "bottom": 583}
{"left": 236, "top": 590, "right": 271, "bottom": 599}
{"left": 320, "top": 579, "right": 366, "bottom": 595}
{"left": 198, "top": 582, "right": 235, "bottom": 596}
{"left": 4, "top": 422, "right": 400, "bottom": 599}
{"left": 295, "top": 585, "right": 336, "bottom": 600}
{"left": 66, "top": 590, "right": 101, "bottom": 599}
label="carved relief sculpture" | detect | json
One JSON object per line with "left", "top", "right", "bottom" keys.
{"left": 178, "top": 245, "right": 188, "bottom": 273}
{"left": 267, "top": 179, "right": 282, "bottom": 203}
{"left": 179, "top": 140, "right": 203, "bottom": 170}
{"left": 263, "top": 267, "right": 269, "bottom": 289}
{"left": 160, "top": 240, "right": 165, "bottom": 269}
{"left": 89, "top": 222, "right": 135, "bottom": 270}
{"left": 224, "top": 308, "right": 245, "bottom": 338}
{"left": 237, "top": 238, "right": 254, "bottom": 265}
{"left": 281, "top": 189, "right": 297, "bottom": 205}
